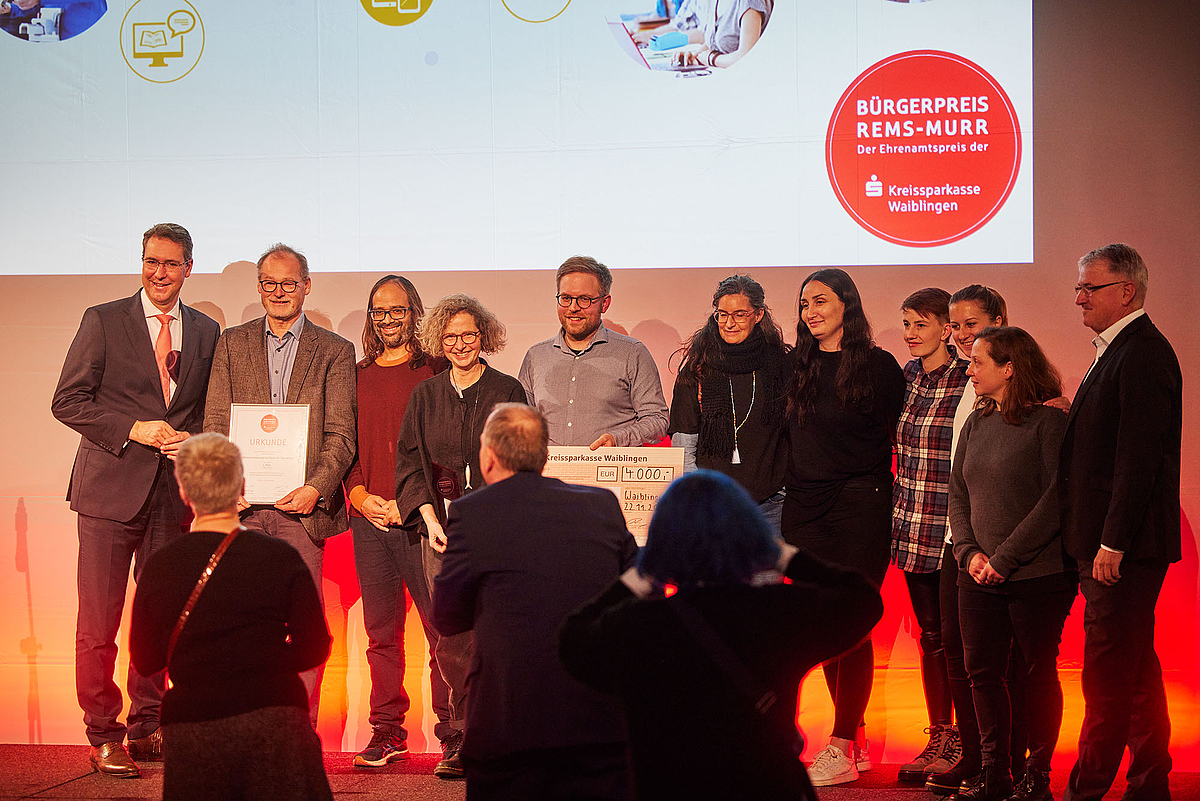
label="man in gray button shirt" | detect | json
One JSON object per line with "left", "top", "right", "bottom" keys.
{"left": 518, "top": 255, "right": 669, "bottom": 448}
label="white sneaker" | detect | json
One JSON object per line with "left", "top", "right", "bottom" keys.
{"left": 808, "top": 743, "right": 860, "bottom": 787}
{"left": 854, "top": 739, "right": 873, "bottom": 771}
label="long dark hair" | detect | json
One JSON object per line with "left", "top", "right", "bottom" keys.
{"left": 972, "top": 326, "right": 1062, "bottom": 425}
{"left": 359, "top": 274, "right": 428, "bottom": 368}
{"left": 788, "top": 268, "right": 874, "bottom": 421}
{"left": 674, "top": 274, "right": 786, "bottom": 382}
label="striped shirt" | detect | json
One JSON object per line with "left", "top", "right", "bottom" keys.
{"left": 891, "top": 351, "right": 970, "bottom": 573}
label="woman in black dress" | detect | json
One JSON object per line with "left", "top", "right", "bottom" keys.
{"left": 782, "top": 268, "right": 905, "bottom": 787}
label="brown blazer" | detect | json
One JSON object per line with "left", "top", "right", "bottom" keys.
{"left": 52, "top": 292, "right": 219, "bottom": 523}
{"left": 204, "top": 315, "right": 357, "bottom": 543}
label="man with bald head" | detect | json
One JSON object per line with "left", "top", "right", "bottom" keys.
{"left": 433, "top": 403, "right": 637, "bottom": 798}
{"left": 1059, "top": 243, "right": 1181, "bottom": 801}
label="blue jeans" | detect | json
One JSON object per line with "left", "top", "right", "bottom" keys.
{"left": 758, "top": 489, "right": 785, "bottom": 536}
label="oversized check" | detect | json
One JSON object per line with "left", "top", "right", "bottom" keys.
{"left": 544, "top": 446, "right": 684, "bottom": 545}
{"left": 228, "top": 404, "right": 309, "bottom": 504}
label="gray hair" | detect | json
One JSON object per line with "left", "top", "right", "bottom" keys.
{"left": 257, "top": 243, "right": 310, "bottom": 280}
{"left": 1079, "top": 243, "right": 1148, "bottom": 301}
{"left": 175, "top": 433, "right": 243, "bottom": 516}
{"left": 482, "top": 403, "right": 548, "bottom": 473}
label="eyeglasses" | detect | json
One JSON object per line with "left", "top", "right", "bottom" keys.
{"left": 713, "top": 310, "right": 755, "bottom": 324}
{"left": 143, "top": 257, "right": 188, "bottom": 271}
{"left": 259, "top": 279, "right": 301, "bottom": 293}
{"left": 442, "top": 331, "right": 480, "bottom": 346}
{"left": 368, "top": 306, "right": 410, "bottom": 321}
{"left": 556, "top": 293, "right": 605, "bottom": 309}
{"left": 1074, "top": 281, "right": 1126, "bottom": 297}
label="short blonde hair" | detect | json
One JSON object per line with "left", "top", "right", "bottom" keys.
{"left": 418, "top": 294, "right": 507, "bottom": 356}
{"left": 174, "top": 433, "right": 244, "bottom": 516}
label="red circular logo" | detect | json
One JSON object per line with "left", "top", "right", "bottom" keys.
{"left": 260, "top": 414, "right": 279, "bottom": 433}
{"left": 826, "top": 50, "right": 1022, "bottom": 247}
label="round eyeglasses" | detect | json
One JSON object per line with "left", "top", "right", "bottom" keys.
{"left": 443, "top": 331, "right": 480, "bottom": 346}
{"left": 556, "top": 293, "right": 605, "bottom": 309}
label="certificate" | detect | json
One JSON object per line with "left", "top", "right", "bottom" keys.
{"left": 228, "top": 404, "right": 309, "bottom": 504}
{"left": 543, "top": 446, "right": 684, "bottom": 546}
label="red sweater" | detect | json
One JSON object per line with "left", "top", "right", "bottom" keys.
{"left": 346, "top": 356, "right": 445, "bottom": 515}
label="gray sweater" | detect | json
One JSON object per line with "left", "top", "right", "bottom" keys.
{"left": 949, "top": 404, "right": 1069, "bottom": 582}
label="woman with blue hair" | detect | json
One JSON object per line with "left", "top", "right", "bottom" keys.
{"left": 560, "top": 470, "right": 882, "bottom": 799}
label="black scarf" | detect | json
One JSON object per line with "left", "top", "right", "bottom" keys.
{"left": 697, "top": 329, "right": 786, "bottom": 458}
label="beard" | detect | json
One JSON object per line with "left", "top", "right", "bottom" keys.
{"left": 376, "top": 323, "right": 407, "bottom": 350}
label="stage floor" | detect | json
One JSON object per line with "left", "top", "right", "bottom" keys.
{"left": 1, "top": 745, "right": 1193, "bottom": 800}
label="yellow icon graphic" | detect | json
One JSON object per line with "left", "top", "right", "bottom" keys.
{"left": 361, "top": 0, "right": 431, "bottom": 27}
{"left": 501, "top": 0, "right": 571, "bottom": 24}
{"left": 121, "top": 0, "right": 204, "bottom": 83}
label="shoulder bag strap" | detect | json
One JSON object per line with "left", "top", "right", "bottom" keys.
{"left": 166, "top": 529, "right": 241, "bottom": 665}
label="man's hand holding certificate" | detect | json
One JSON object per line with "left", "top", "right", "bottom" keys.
{"left": 228, "top": 403, "right": 310, "bottom": 505}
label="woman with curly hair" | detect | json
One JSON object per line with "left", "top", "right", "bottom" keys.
{"left": 668, "top": 274, "right": 790, "bottom": 531}
{"left": 394, "top": 293, "right": 525, "bottom": 779}
{"left": 782, "top": 268, "right": 905, "bottom": 787}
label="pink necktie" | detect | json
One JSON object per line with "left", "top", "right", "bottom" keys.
{"left": 154, "top": 313, "right": 173, "bottom": 406}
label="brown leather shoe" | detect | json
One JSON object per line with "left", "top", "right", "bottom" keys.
{"left": 89, "top": 742, "right": 141, "bottom": 777}
{"left": 128, "top": 728, "right": 163, "bottom": 761}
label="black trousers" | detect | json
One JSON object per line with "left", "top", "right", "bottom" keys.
{"left": 1065, "top": 562, "right": 1172, "bottom": 801}
{"left": 959, "top": 580, "right": 1074, "bottom": 773}
{"left": 784, "top": 476, "right": 890, "bottom": 741}
{"left": 941, "top": 544, "right": 1030, "bottom": 767}
{"left": 904, "top": 568, "right": 953, "bottom": 726}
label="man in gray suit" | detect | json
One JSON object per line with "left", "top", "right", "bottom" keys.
{"left": 52, "top": 222, "right": 220, "bottom": 777}
{"left": 203, "top": 242, "right": 357, "bottom": 726}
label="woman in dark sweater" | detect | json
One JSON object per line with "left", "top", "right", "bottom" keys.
{"left": 948, "top": 326, "right": 1074, "bottom": 801}
{"left": 394, "top": 293, "right": 525, "bottom": 777}
{"left": 560, "top": 470, "right": 882, "bottom": 800}
{"left": 782, "top": 268, "right": 905, "bottom": 787}
{"left": 131, "top": 433, "right": 332, "bottom": 800}
{"left": 668, "top": 274, "right": 790, "bottom": 531}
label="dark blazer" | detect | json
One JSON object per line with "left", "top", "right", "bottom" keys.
{"left": 432, "top": 470, "right": 638, "bottom": 761}
{"left": 1059, "top": 313, "right": 1182, "bottom": 563}
{"left": 203, "top": 316, "right": 357, "bottom": 543}
{"left": 52, "top": 293, "right": 219, "bottom": 523}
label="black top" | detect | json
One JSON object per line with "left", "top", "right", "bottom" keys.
{"left": 784, "top": 347, "right": 905, "bottom": 519}
{"left": 130, "top": 530, "right": 331, "bottom": 724}
{"left": 560, "top": 549, "right": 883, "bottom": 800}
{"left": 395, "top": 364, "right": 527, "bottom": 532}
{"left": 670, "top": 368, "right": 788, "bottom": 503}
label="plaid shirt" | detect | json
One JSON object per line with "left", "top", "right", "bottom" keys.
{"left": 891, "top": 352, "right": 970, "bottom": 572}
